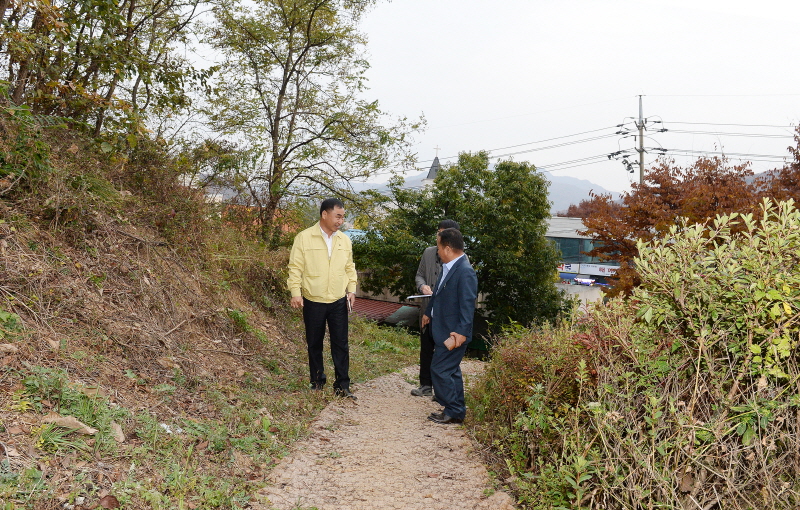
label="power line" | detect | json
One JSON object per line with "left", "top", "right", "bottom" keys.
{"left": 661, "top": 129, "right": 793, "bottom": 139}
{"left": 415, "top": 125, "right": 621, "bottom": 164}
{"left": 538, "top": 158, "right": 613, "bottom": 174}
{"left": 486, "top": 127, "right": 619, "bottom": 152}
{"left": 487, "top": 134, "right": 618, "bottom": 160}
{"left": 366, "top": 112, "right": 797, "bottom": 182}
{"left": 649, "top": 147, "right": 788, "bottom": 162}
{"left": 424, "top": 96, "right": 632, "bottom": 131}
{"left": 538, "top": 154, "right": 612, "bottom": 168}
{"left": 666, "top": 121, "right": 796, "bottom": 129}
{"left": 649, "top": 94, "right": 800, "bottom": 98}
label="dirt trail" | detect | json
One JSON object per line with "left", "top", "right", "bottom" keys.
{"left": 255, "top": 361, "right": 516, "bottom": 510}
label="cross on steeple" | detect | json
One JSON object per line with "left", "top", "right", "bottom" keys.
{"left": 434, "top": 146, "right": 441, "bottom": 157}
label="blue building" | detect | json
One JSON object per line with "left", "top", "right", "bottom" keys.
{"left": 545, "top": 217, "right": 618, "bottom": 286}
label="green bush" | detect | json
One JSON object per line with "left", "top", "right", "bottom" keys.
{"left": 0, "top": 308, "right": 23, "bottom": 339}
{"left": 0, "top": 90, "right": 58, "bottom": 195}
{"left": 471, "top": 200, "right": 800, "bottom": 509}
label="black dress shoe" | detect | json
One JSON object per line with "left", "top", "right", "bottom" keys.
{"left": 411, "top": 385, "right": 433, "bottom": 397}
{"left": 428, "top": 411, "right": 446, "bottom": 421}
{"left": 427, "top": 412, "right": 463, "bottom": 424}
{"left": 334, "top": 388, "right": 357, "bottom": 400}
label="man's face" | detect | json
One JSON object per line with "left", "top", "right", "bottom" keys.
{"left": 321, "top": 206, "right": 345, "bottom": 233}
{"left": 437, "top": 237, "right": 454, "bottom": 264}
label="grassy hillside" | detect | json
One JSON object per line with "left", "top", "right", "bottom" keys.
{"left": 0, "top": 110, "right": 419, "bottom": 509}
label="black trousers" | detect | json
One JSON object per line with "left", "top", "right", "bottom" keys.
{"left": 419, "top": 325, "right": 434, "bottom": 387}
{"left": 302, "top": 296, "right": 350, "bottom": 391}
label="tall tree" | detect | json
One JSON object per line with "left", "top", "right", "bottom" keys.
{"left": 354, "top": 151, "right": 563, "bottom": 328}
{"left": 202, "top": 0, "right": 420, "bottom": 245}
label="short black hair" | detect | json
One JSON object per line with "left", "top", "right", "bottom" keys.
{"left": 437, "top": 228, "right": 464, "bottom": 251}
{"left": 438, "top": 219, "right": 460, "bottom": 231}
{"left": 320, "top": 198, "right": 345, "bottom": 216}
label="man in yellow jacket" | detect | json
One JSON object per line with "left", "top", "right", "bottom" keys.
{"left": 287, "top": 198, "right": 358, "bottom": 399}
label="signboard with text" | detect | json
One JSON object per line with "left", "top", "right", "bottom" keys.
{"left": 579, "top": 264, "right": 620, "bottom": 276}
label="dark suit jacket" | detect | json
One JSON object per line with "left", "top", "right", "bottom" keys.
{"left": 424, "top": 255, "right": 478, "bottom": 344}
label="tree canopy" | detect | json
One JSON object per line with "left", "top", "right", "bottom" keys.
{"left": 0, "top": 0, "right": 206, "bottom": 136}
{"left": 353, "top": 151, "right": 564, "bottom": 328}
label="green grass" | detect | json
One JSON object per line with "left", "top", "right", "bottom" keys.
{"left": 348, "top": 318, "right": 419, "bottom": 382}
{"left": 1, "top": 301, "right": 419, "bottom": 509}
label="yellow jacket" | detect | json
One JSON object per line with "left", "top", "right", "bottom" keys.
{"left": 287, "top": 222, "right": 358, "bottom": 303}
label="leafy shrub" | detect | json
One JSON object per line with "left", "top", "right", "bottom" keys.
{"left": 471, "top": 200, "right": 800, "bottom": 509}
{"left": 0, "top": 87, "right": 59, "bottom": 196}
{"left": 468, "top": 320, "right": 588, "bottom": 506}
{"left": 0, "top": 308, "right": 23, "bottom": 339}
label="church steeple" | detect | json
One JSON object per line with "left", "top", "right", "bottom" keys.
{"left": 422, "top": 148, "right": 441, "bottom": 187}
{"left": 425, "top": 156, "right": 440, "bottom": 180}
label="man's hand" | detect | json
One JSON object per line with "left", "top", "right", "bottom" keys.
{"left": 290, "top": 296, "right": 303, "bottom": 309}
{"left": 420, "top": 284, "right": 433, "bottom": 295}
{"left": 347, "top": 292, "right": 355, "bottom": 312}
{"left": 450, "top": 332, "right": 467, "bottom": 348}
{"left": 421, "top": 314, "right": 430, "bottom": 327}
{"left": 444, "top": 335, "right": 456, "bottom": 350}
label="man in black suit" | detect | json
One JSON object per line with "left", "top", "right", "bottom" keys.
{"left": 421, "top": 228, "right": 478, "bottom": 424}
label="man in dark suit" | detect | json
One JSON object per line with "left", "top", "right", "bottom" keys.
{"left": 411, "top": 219, "right": 462, "bottom": 397}
{"left": 421, "top": 228, "right": 478, "bottom": 424}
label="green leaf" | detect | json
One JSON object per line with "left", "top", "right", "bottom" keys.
{"left": 766, "top": 289, "right": 782, "bottom": 301}
{"left": 741, "top": 425, "right": 755, "bottom": 445}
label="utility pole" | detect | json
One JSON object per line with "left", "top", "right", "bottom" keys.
{"left": 610, "top": 95, "right": 664, "bottom": 181}
{"left": 635, "top": 95, "right": 645, "bottom": 184}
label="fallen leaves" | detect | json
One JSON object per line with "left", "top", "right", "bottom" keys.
{"left": 98, "top": 494, "right": 120, "bottom": 509}
{"left": 42, "top": 413, "right": 98, "bottom": 435}
{"left": 110, "top": 422, "right": 125, "bottom": 443}
{"left": 0, "top": 443, "right": 21, "bottom": 457}
{"left": 0, "top": 343, "right": 19, "bottom": 353}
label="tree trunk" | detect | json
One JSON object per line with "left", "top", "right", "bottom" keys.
{"left": 11, "top": 62, "right": 28, "bottom": 104}
{"left": 260, "top": 194, "right": 282, "bottom": 247}
{"left": 0, "top": 0, "right": 11, "bottom": 25}
{"left": 93, "top": 76, "right": 118, "bottom": 136}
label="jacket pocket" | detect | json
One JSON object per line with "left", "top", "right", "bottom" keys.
{"left": 303, "top": 274, "right": 326, "bottom": 297}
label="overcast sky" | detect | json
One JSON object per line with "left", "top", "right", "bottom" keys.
{"left": 358, "top": 0, "right": 800, "bottom": 192}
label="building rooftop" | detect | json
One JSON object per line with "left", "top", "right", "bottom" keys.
{"left": 545, "top": 217, "right": 592, "bottom": 239}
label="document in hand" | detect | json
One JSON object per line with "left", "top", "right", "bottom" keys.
{"left": 406, "top": 294, "right": 431, "bottom": 300}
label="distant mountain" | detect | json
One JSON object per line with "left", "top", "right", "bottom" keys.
{"left": 351, "top": 171, "right": 620, "bottom": 214}
{"left": 546, "top": 174, "right": 620, "bottom": 214}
